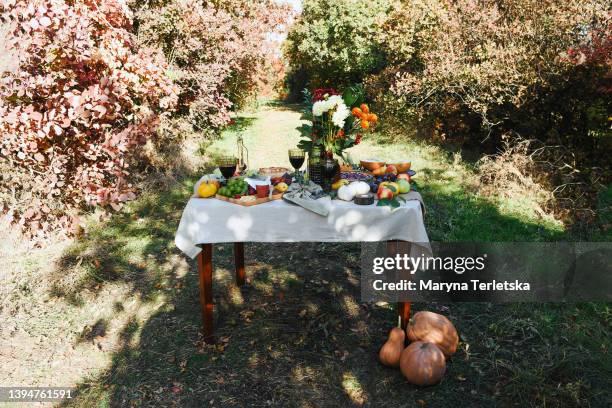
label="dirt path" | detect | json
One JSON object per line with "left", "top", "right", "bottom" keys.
{"left": 207, "top": 102, "right": 308, "bottom": 169}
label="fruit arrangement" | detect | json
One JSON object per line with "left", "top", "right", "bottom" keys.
{"left": 379, "top": 311, "right": 459, "bottom": 387}
{"left": 369, "top": 173, "right": 397, "bottom": 193}
{"left": 205, "top": 171, "right": 293, "bottom": 204}
{"left": 368, "top": 167, "right": 411, "bottom": 192}
{"left": 340, "top": 171, "right": 372, "bottom": 182}
{"left": 270, "top": 173, "right": 293, "bottom": 187}
{"left": 217, "top": 177, "right": 248, "bottom": 198}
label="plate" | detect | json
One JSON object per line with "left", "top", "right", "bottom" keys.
{"left": 340, "top": 171, "right": 373, "bottom": 182}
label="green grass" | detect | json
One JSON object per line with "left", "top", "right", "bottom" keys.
{"left": 2, "top": 101, "right": 609, "bottom": 408}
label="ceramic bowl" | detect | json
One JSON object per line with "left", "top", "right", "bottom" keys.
{"left": 360, "top": 159, "right": 386, "bottom": 171}
{"left": 390, "top": 161, "right": 411, "bottom": 173}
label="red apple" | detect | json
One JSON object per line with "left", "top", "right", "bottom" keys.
{"left": 397, "top": 173, "right": 411, "bottom": 182}
{"left": 377, "top": 187, "right": 394, "bottom": 200}
{"left": 385, "top": 164, "right": 398, "bottom": 175}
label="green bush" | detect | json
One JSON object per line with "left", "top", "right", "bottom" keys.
{"left": 369, "top": 0, "right": 611, "bottom": 146}
{"left": 284, "top": 0, "right": 611, "bottom": 226}
{"left": 284, "top": 0, "right": 393, "bottom": 98}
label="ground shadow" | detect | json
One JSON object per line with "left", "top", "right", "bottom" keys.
{"left": 50, "top": 182, "right": 609, "bottom": 407}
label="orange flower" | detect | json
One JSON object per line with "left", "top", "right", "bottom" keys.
{"left": 352, "top": 107, "right": 363, "bottom": 118}
{"left": 360, "top": 104, "right": 370, "bottom": 114}
{"left": 360, "top": 120, "right": 370, "bottom": 129}
{"left": 367, "top": 113, "right": 378, "bottom": 123}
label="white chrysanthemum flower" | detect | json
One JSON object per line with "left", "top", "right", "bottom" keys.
{"left": 327, "top": 95, "right": 344, "bottom": 107}
{"left": 332, "top": 102, "right": 350, "bottom": 128}
{"left": 312, "top": 101, "right": 327, "bottom": 116}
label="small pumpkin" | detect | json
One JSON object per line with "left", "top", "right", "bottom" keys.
{"left": 197, "top": 181, "right": 218, "bottom": 198}
{"left": 379, "top": 327, "right": 405, "bottom": 367}
{"left": 399, "top": 341, "right": 446, "bottom": 386}
{"left": 407, "top": 311, "right": 458, "bottom": 358}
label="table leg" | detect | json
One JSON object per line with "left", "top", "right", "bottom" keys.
{"left": 387, "top": 240, "right": 412, "bottom": 329}
{"left": 398, "top": 301, "right": 411, "bottom": 330}
{"left": 197, "top": 244, "right": 214, "bottom": 343}
{"left": 234, "top": 242, "right": 245, "bottom": 287}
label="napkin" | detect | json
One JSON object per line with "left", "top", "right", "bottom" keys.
{"left": 282, "top": 181, "right": 330, "bottom": 216}
{"left": 245, "top": 176, "right": 271, "bottom": 189}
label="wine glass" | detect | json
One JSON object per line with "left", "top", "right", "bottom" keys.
{"left": 288, "top": 148, "right": 305, "bottom": 176}
{"left": 218, "top": 156, "right": 237, "bottom": 183}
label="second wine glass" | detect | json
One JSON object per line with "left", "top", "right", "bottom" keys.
{"left": 218, "top": 156, "right": 237, "bottom": 183}
{"left": 288, "top": 148, "right": 305, "bottom": 174}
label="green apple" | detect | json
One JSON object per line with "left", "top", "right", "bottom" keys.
{"left": 398, "top": 179, "right": 411, "bottom": 194}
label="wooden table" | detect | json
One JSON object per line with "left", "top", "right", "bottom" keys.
{"left": 196, "top": 240, "right": 412, "bottom": 343}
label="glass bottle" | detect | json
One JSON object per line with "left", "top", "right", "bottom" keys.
{"left": 322, "top": 150, "right": 340, "bottom": 192}
{"left": 308, "top": 146, "right": 323, "bottom": 186}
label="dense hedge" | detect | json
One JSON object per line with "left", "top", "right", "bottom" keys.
{"left": 0, "top": 0, "right": 177, "bottom": 240}
{"left": 135, "top": 0, "right": 291, "bottom": 134}
{"left": 286, "top": 0, "right": 611, "bottom": 225}
{"left": 284, "top": 0, "right": 393, "bottom": 100}
{"left": 0, "top": 0, "right": 291, "bottom": 240}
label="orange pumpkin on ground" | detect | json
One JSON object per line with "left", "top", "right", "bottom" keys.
{"left": 379, "top": 327, "right": 405, "bottom": 367}
{"left": 399, "top": 341, "right": 446, "bottom": 386}
{"left": 407, "top": 311, "right": 459, "bottom": 358}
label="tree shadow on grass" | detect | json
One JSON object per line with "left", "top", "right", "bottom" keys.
{"left": 52, "top": 184, "right": 607, "bottom": 407}
{"left": 259, "top": 99, "right": 305, "bottom": 112}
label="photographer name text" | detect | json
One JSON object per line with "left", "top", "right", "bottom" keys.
{"left": 373, "top": 279, "right": 531, "bottom": 292}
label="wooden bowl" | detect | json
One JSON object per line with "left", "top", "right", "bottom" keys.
{"left": 390, "top": 161, "right": 411, "bottom": 173}
{"left": 259, "top": 167, "right": 290, "bottom": 179}
{"left": 360, "top": 159, "right": 386, "bottom": 172}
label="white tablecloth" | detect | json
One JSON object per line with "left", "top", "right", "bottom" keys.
{"left": 175, "top": 196, "right": 430, "bottom": 259}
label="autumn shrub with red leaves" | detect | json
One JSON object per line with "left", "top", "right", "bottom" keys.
{"left": 134, "top": 0, "right": 291, "bottom": 134}
{"left": 0, "top": 0, "right": 178, "bottom": 241}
